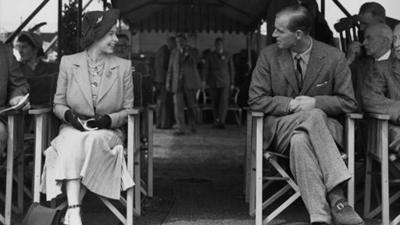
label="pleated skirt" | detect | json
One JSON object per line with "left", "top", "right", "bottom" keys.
{"left": 41, "top": 124, "right": 135, "bottom": 201}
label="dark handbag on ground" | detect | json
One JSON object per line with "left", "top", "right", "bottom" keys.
{"left": 22, "top": 203, "right": 63, "bottom": 225}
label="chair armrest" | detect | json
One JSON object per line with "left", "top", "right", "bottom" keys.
{"left": 366, "top": 113, "right": 390, "bottom": 120}
{"left": 146, "top": 104, "right": 156, "bottom": 110}
{"left": 346, "top": 113, "right": 363, "bottom": 120}
{"left": 29, "top": 107, "right": 52, "bottom": 115}
{"left": 251, "top": 111, "right": 264, "bottom": 118}
{"left": 127, "top": 108, "right": 141, "bottom": 115}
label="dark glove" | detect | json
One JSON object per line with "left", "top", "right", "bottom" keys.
{"left": 64, "top": 110, "right": 84, "bottom": 131}
{"left": 86, "top": 115, "right": 111, "bottom": 129}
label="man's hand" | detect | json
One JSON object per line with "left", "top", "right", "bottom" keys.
{"left": 347, "top": 42, "right": 362, "bottom": 64}
{"left": 9, "top": 95, "right": 30, "bottom": 111}
{"left": 288, "top": 99, "right": 300, "bottom": 113}
{"left": 294, "top": 96, "right": 316, "bottom": 111}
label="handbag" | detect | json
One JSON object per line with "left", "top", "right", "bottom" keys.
{"left": 22, "top": 203, "right": 63, "bottom": 225}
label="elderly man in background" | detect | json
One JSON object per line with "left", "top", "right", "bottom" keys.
{"left": 154, "top": 36, "right": 176, "bottom": 129}
{"left": 249, "top": 5, "right": 363, "bottom": 225}
{"left": 362, "top": 23, "right": 400, "bottom": 169}
{"left": 203, "top": 37, "right": 235, "bottom": 129}
{"left": 0, "top": 42, "right": 30, "bottom": 160}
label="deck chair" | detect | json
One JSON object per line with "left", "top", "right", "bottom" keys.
{"left": 0, "top": 111, "right": 26, "bottom": 225}
{"left": 363, "top": 113, "right": 400, "bottom": 225}
{"left": 245, "top": 111, "right": 362, "bottom": 225}
{"left": 227, "top": 87, "right": 243, "bottom": 126}
{"left": 197, "top": 88, "right": 213, "bottom": 123}
{"left": 29, "top": 107, "right": 144, "bottom": 225}
{"left": 334, "top": 15, "right": 359, "bottom": 53}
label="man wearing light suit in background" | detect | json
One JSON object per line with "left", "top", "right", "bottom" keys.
{"left": 166, "top": 34, "right": 202, "bottom": 135}
{"left": 249, "top": 5, "right": 363, "bottom": 225}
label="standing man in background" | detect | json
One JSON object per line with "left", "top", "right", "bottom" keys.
{"left": 203, "top": 37, "right": 235, "bottom": 129}
{"left": 166, "top": 34, "right": 201, "bottom": 135}
{"left": 154, "top": 36, "right": 176, "bottom": 129}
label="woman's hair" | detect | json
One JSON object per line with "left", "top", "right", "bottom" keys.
{"left": 17, "top": 34, "right": 45, "bottom": 57}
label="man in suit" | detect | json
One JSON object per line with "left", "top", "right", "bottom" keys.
{"left": 249, "top": 5, "right": 363, "bottom": 225}
{"left": 362, "top": 23, "right": 400, "bottom": 167}
{"left": 154, "top": 36, "right": 176, "bottom": 129}
{"left": 166, "top": 34, "right": 201, "bottom": 135}
{"left": 203, "top": 37, "right": 235, "bottom": 129}
{"left": 0, "top": 42, "right": 30, "bottom": 159}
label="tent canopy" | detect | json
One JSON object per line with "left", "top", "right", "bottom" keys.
{"left": 111, "top": 0, "right": 273, "bottom": 33}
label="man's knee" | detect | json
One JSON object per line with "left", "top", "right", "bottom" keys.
{"left": 307, "top": 108, "right": 327, "bottom": 119}
{"left": 290, "top": 132, "right": 309, "bottom": 147}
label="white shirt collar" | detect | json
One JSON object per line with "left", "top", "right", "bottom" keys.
{"left": 376, "top": 49, "right": 391, "bottom": 61}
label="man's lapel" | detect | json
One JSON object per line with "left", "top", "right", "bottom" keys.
{"left": 72, "top": 52, "right": 94, "bottom": 109}
{"left": 97, "top": 55, "right": 119, "bottom": 104}
{"left": 278, "top": 49, "right": 299, "bottom": 94}
{"left": 301, "top": 41, "right": 325, "bottom": 94}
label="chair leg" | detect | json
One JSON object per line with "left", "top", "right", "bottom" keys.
{"left": 134, "top": 115, "right": 141, "bottom": 216}
{"left": 381, "top": 121, "right": 389, "bottom": 225}
{"left": 345, "top": 117, "right": 355, "bottom": 207}
{"left": 147, "top": 108, "right": 154, "bottom": 198}
{"left": 364, "top": 154, "right": 373, "bottom": 217}
{"left": 255, "top": 116, "right": 263, "bottom": 225}
{"left": 33, "top": 113, "right": 47, "bottom": 203}
{"left": 5, "top": 115, "right": 18, "bottom": 225}
{"left": 245, "top": 111, "right": 252, "bottom": 203}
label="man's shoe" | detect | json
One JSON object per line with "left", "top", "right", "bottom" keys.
{"left": 217, "top": 123, "right": 226, "bottom": 129}
{"left": 331, "top": 199, "right": 364, "bottom": 225}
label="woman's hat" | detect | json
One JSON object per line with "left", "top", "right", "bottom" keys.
{"left": 81, "top": 9, "right": 120, "bottom": 49}
{"left": 18, "top": 31, "right": 43, "bottom": 50}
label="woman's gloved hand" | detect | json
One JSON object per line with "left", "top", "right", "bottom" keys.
{"left": 86, "top": 115, "right": 111, "bottom": 129}
{"left": 64, "top": 110, "right": 84, "bottom": 131}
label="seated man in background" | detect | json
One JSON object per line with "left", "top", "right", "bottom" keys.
{"left": 249, "top": 5, "right": 363, "bottom": 225}
{"left": 362, "top": 23, "right": 400, "bottom": 168}
{"left": 0, "top": 41, "right": 30, "bottom": 159}
{"left": 16, "top": 31, "right": 58, "bottom": 106}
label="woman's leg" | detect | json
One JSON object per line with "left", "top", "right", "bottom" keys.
{"left": 65, "top": 179, "right": 82, "bottom": 225}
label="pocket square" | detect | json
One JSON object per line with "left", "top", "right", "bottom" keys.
{"left": 316, "top": 81, "right": 328, "bottom": 87}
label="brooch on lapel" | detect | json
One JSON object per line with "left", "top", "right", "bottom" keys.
{"left": 96, "top": 16, "right": 103, "bottom": 24}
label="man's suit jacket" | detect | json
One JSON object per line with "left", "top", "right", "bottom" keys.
{"left": 203, "top": 50, "right": 235, "bottom": 88}
{"left": 249, "top": 40, "right": 357, "bottom": 149}
{"left": 53, "top": 51, "right": 134, "bottom": 128}
{"left": 154, "top": 45, "right": 170, "bottom": 84}
{"left": 0, "top": 43, "right": 29, "bottom": 107}
{"left": 166, "top": 46, "right": 201, "bottom": 93}
{"left": 362, "top": 56, "right": 400, "bottom": 125}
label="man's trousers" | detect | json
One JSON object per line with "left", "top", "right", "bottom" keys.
{"left": 270, "top": 109, "right": 351, "bottom": 223}
{"left": 210, "top": 87, "right": 229, "bottom": 124}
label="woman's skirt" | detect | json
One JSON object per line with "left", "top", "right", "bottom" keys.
{"left": 41, "top": 124, "right": 135, "bottom": 201}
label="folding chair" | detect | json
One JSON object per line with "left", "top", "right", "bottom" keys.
{"left": 30, "top": 107, "right": 143, "bottom": 225}
{"left": 334, "top": 15, "right": 359, "bottom": 53}
{"left": 227, "top": 87, "right": 243, "bottom": 126}
{"left": 363, "top": 113, "right": 400, "bottom": 225}
{"left": 0, "top": 111, "right": 26, "bottom": 225}
{"left": 245, "top": 111, "right": 362, "bottom": 225}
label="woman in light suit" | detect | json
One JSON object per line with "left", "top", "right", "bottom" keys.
{"left": 41, "top": 9, "right": 134, "bottom": 225}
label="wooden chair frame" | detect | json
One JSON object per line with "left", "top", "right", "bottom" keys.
{"left": 29, "top": 107, "right": 149, "bottom": 225}
{"left": 0, "top": 112, "right": 26, "bottom": 225}
{"left": 363, "top": 113, "right": 400, "bottom": 225}
{"left": 244, "top": 111, "right": 361, "bottom": 225}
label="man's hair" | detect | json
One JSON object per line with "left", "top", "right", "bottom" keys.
{"left": 176, "top": 33, "right": 187, "bottom": 41}
{"left": 276, "top": 4, "right": 313, "bottom": 34}
{"left": 215, "top": 37, "right": 223, "bottom": 43}
{"left": 366, "top": 23, "right": 393, "bottom": 45}
{"left": 359, "top": 2, "right": 386, "bottom": 23}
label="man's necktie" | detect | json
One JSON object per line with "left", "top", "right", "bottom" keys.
{"left": 295, "top": 55, "right": 303, "bottom": 91}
